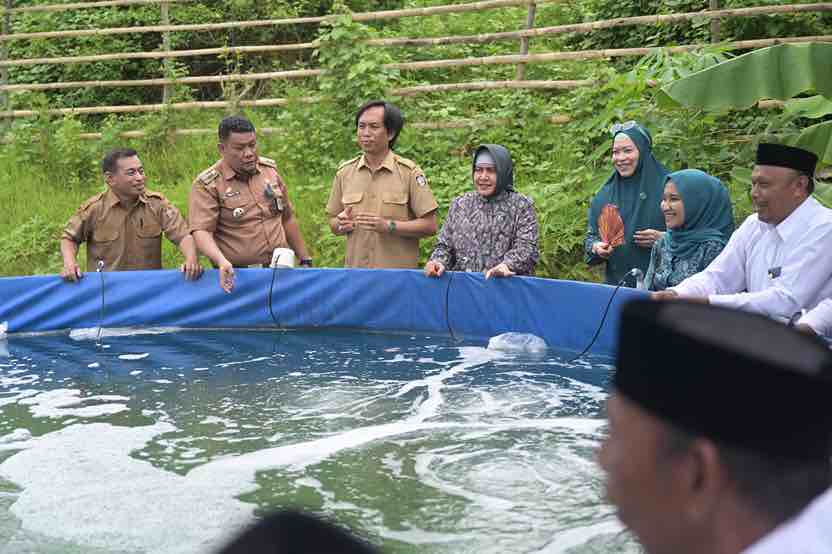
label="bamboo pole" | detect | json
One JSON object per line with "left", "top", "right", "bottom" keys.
{"left": 0, "top": 0, "right": 544, "bottom": 42}
{"left": 367, "top": 3, "right": 832, "bottom": 47}
{"left": 0, "top": 0, "right": 9, "bottom": 131}
{"left": 160, "top": 1, "right": 172, "bottom": 103}
{"left": 0, "top": 68, "right": 323, "bottom": 92}
{"left": 0, "top": 0, "right": 190, "bottom": 14}
{"left": 710, "top": 0, "right": 721, "bottom": 43}
{"left": 0, "top": 96, "right": 320, "bottom": 117}
{"left": 387, "top": 35, "right": 832, "bottom": 71}
{"left": 4, "top": 34, "right": 829, "bottom": 93}
{"left": 515, "top": 2, "right": 536, "bottom": 80}
{"left": 3, "top": 3, "right": 829, "bottom": 67}
{"left": 0, "top": 42, "right": 319, "bottom": 68}
{"left": 40, "top": 115, "right": 575, "bottom": 141}
{"left": 392, "top": 79, "right": 592, "bottom": 96}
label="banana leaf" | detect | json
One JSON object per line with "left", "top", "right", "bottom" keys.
{"left": 658, "top": 43, "right": 832, "bottom": 110}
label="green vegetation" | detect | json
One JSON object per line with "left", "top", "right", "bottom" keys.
{"left": 1, "top": 0, "right": 829, "bottom": 279}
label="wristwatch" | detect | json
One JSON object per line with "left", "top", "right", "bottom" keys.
{"left": 387, "top": 220, "right": 396, "bottom": 234}
{"left": 299, "top": 258, "right": 313, "bottom": 267}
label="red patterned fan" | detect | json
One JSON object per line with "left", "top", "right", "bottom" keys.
{"left": 598, "top": 204, "right": 625, "bottom": 248}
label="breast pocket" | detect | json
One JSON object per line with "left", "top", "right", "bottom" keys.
{"left": 381, "top": 191, "right": 408, "bottom": 220}
{"left": 220, "top": 194, "right": 254, "bottom": 227}
{"left": 91, "top": 225, "right": 121, "bottom": 262}
{"left": 135, "top": 217, "right": 162, "bottom": 258}
{"left": 342, "top": 191, "right": 364, "bottom": 208}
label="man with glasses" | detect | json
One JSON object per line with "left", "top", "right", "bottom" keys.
{"left": 189, "top": 116, "right": 312, "bottom": 292}
{"left": 653, "top": 143, "right": 832, "bottom": 322}
{"left": 60, "top": 148, "right": 203, "bottom": 282}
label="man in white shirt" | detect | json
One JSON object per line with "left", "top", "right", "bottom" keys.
{"left": 652, "top": 143, "right": 832, "bottom": 321}
{"left": 600, "top": 300, "right": 832, "bottom": 554}
{"left": 742, "top": 487, "right": 832, "bottom": 554}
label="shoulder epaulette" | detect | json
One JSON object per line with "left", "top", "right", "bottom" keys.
{"left": 78, "top": 191, "right": 106, "bottom": 212}
{"left": 337, "top": 155, "right": 361, "bottom": 172}
{"left": 258, "top": 156, "right": 277, "bottom": 169}
{"left": 144, "top": 190, "right": 165, "bottom": 200}
{"left": 197, "top": 167, "right": 220, "bottom": 186}
{"left": 393, "top": 154, "right": 417, "bottom": 170}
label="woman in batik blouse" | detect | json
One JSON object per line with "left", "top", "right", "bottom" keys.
{"left": 424, "top": 144, "right": 539, "bottom": 279}
{"left": 644, "top": 169, "right": 734, "bottom": 291}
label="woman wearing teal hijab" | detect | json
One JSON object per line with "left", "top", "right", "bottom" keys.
{"left": 585, "top": 122, "right": 669, "bottom": 285}
{"left": 644, "top": 169, "right": 734, "bottom": 291}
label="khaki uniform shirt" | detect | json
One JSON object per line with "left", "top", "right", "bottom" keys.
{"left": 62, "top": 189, "right": 189, "bottom": 272}
{"left": 326, "top": 151, "right": 438, "bottom": 268}
{"left": 189, "top": 157, "right": 291, "bottom": 267}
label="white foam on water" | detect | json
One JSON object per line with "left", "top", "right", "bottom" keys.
{"left": 0, "top": 429, "right": 32, "bottom": 444}
{"left": 380, "top": 525, "right": 475, "bottom": 545}
{"left": 150, "top": 379, "right": 173, "bottom": 384}
{"left": 0, "top": 373, "right": 39, "bottom": 387}
{"left": 0, "top": 422, "right": 254, "bottom": 554}
{"left": 193, "top": 367, "right": 209, "bottom": 371}
{"left": 530, "top": 518, "right": 625, "bottom": 553}
{"left": 0, "top": 389, "right": 39, "bottom": 408}
{"left": 216, "top": 356, "right": 270, "bottom": 368}
{"left": 118, "top": 352, "right": 149, "bottom": 360}
{"left": 17, "top": 389, "right": 130, "bottom": 418}
{"left": 130, "top": 370, "right": 142, "bottom": 376}
{"left": 69, "top": 326, "right": 184, "bottom": 341}
{"left": 87, "top": 362, "right": 100, "bottom": 368}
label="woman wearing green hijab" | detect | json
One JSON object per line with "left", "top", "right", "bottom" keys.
{"left": 644, "top": 169, "right": 734, "bottom": 291}
{"left": 585, "top": 122, "right": 669, "bottom": 285}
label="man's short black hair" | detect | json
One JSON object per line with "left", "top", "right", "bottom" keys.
{"left": 355, "top": 100, "right": 404, "bottom": 149}
{"left": 219, "top": 115, "right": 256, "bottom": 142}
{"left": 216, "top": 510, "right": 379, "bottom": 554}
{"left": 101, "top": 148, "right": 138, "bottom": 174}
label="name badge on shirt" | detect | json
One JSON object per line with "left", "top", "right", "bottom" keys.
{"left": 225, "top": 190, "right": 241, "bottom": 198}
{"left": 768, "top": 266, "right": 782, "bottom": 280}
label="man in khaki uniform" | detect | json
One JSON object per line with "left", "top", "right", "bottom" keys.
{"left": 190, "top": 116, "right": 312, "bottom": 293}
{"left": 60, "top": 148, "right": 202, "bottom": 282}
{"left": 327, "top": 100, "right": 438, "bottom": 268}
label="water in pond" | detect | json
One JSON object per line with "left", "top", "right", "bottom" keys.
{"left": 0, "top": 328, "right": 637, "bottom": 554}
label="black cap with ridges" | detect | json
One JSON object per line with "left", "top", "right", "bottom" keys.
{"left": 614, "top": 299, "right": 832, "bottom": 461}
{"left": 756, "top": 143, "right": 818, "bottom": 176}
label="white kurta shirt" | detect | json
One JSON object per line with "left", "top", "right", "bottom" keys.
{"left": 742, "top": 488, "right": 832, "bottom": 554}
{"left": 671, "top": 197, "right": 832, "bottom": 320}
{"left": 800, "top": 298, "right": 832, "bottom": 337}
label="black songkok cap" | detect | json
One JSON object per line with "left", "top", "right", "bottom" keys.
{"left": 756, "top": 143, "right": 818, "bottom": 176}
{"left": 615, "top": 300, "right": 832, "bottom": 461}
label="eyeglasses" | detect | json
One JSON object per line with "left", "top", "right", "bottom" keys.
{"left": 610, "top": 120, "right": 652, "bottom": 146}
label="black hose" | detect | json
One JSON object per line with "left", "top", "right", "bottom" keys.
{"left": 443, "top": 270, "right": 461, "bottom": 343}
{"left": 96, "top": 260, "right": 105, "bottom": 349}
{"left": 565, "top": 273, "right": 632, "bottom": 364}
{"left": 268, "top": 265, "right": 281, "bottom": 328}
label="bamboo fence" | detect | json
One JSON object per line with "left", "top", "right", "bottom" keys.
{"left": 0, "top": 0, "right": 822, "bottom": 126}
{"left": 1, "top": 3, "right": 828, "bottom": 68}
{"left": 2, "top": 34, "right": 828, "bottom": 95}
